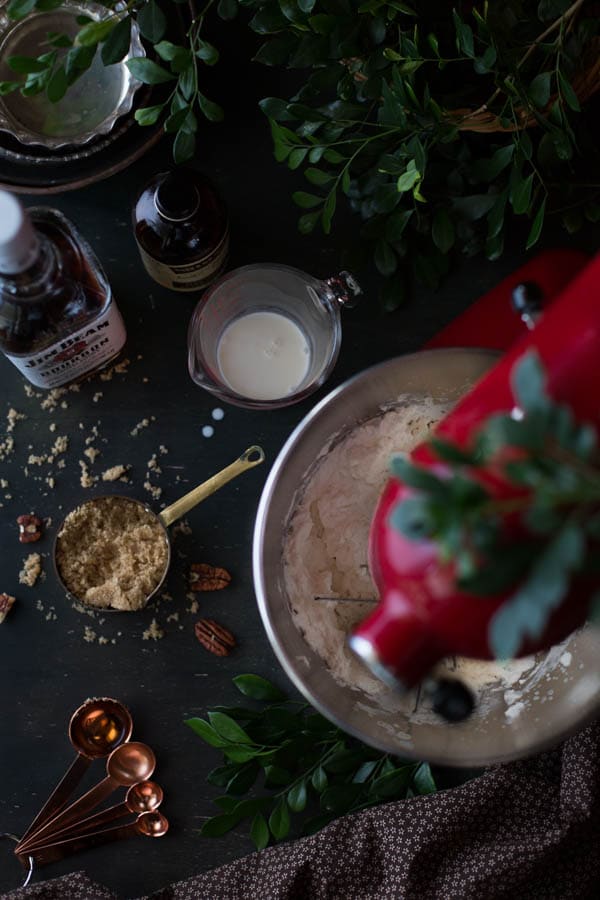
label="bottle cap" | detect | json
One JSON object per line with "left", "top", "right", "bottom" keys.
{"left": 0, "top": 191, "right": 39, "bottom": 274}
{"left": 155, "top": 172, "right": 200, "bottom": 222}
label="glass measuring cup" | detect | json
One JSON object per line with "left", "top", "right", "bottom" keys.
{"left": 53, "top": 446, "right": 264, "bottom": 611}
{"left": 187, "top": 264, "right": 361, "bottom": 409}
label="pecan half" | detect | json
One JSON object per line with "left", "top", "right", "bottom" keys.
{"left": 0, "top": 593, "right": 16, "bottom": 623}
{"left": 194, "top": 618, "right": 236, "bottom": 656}
{"left": 17, "top": 514, "right": 43, "bottom": 543}
{"left": 189, "top": 563, "right": 231, "bottom": 591}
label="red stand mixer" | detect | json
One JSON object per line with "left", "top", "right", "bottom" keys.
{"left": 350, "top": 252, "right": 600, "bottom": 721}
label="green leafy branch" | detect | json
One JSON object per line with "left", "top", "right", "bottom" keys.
{"left": 251, "top": 0, "right": 599, "bottom": 306}
{"left": 390, "top": 351, "right": 600, "bottom": 658}
{"left": 185, "top": 673, "right": 435, "bottom": 849}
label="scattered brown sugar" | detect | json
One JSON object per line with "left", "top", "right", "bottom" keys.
{"left": 142, "top": 618, "right": 165, "bottom": 641}
{"left": 19, "top": 553, "right": 42, "bottom": 587}
{"left": 101, "top": 464, "right": 128, "bottom": 482}
{"left": 84, "top": 446, "right": 101, "bottom": 463}
{"left": 55, "top": 496, "right": 169, "bottom": 611}
{"left": 143, "top": 480, "right": 162, "bottom": 500}
{"left": 79, "top": 460, "right": 97, "bottom": 488}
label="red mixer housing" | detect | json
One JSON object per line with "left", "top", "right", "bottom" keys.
{"left": 351, "top": 252, "right": 600, "bottom": 691}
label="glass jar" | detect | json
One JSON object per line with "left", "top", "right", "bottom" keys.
{"left": 187, "top": 263, "right": 361, "bottom": 409}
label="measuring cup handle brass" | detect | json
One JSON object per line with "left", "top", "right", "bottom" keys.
{"left": 158, "top": 446, "right": 266, "bottom": 528}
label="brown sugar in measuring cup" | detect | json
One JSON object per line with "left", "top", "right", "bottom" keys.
{"left": 54, "top": 446, "right": 265, "bottom": 611}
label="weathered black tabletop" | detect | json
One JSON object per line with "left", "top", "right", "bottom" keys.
{"left": 0, "top": 34, "right": 597, "bottom": 898}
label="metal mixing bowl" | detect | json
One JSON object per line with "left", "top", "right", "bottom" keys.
{"left": 253, "top": 349, "right": 600, "bottom": 766}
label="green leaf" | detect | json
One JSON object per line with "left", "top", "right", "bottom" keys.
{"left": 293, "top": 191, "right": 322, "bottom": 209}
{"left": 390, "top": 456, "right": 447, "bottom": 495}
{"left": 298, "top": 0, "right": 316, "bottom": 11}
{"left": 413, "top": 762, "right": 436, "bottom": 794}
{"left": 512, "top": 173, "right": 534, "bottom": 215}
{"left": 432, "top": 208, "right": 455, "bottom": 254}
{"left": 385, "top": 209, "right": 412, "bottom": 241}
{"left": 46, "top": 64, "right": 68, "bottom": 102}
{"left": 352, "top": 760, "right": 378, "bottom": 784}
{"left": 471, "top": 144, "right": 515, "bottom": 182}
{"left": 134, "top": 104, "right": 164, "bottom": 126}
{"left": 233, "top": 675, "right": 287, "bottom": 702}
{"left": 223, "top": 745, "right": 260, "bottom": 763}
{"left": 126, "top": 57, "right": 175, "bottom": 85}
{"left": 391, "top": 496, "right": 435, "bottom": 541}
{"left": 305, "top": 167, "right": 333, "bottom": 186}
{"left": 7, "top": 55, "right": 49, "bottom": 74}
{"left": 557, "top": 70, "right": 580, "bottom": 112}
{"left": 298, "top": 211, "right": 320, "bottom": 234}
{"left": 525, "top": 196, "right": 547, "bottom": 249}
{"left": 374, "top": 240, "right": 397, "bottom": 276}
{"left": 184, "top": 717, "right": 228, "bottom": 747}
{"left": 76, "top": 19, "right": 114, "bottom": 47}
{"left": 287, "top": 781, "right": 308, "bottom": 812}
{"left": 322, "top": 190, "right": 336, "bottom": 234}
{"left": 207, "top": 763, "right": 241, "bottom": 787}
{"left": 381, "top": 276, "right": 406, "bottom": 312}
{"left": 226, "top": 763, "right": 259, "bottom": 796}
{"left": 397, "top": 163, "right": 420, "bottom": 192}
{"left": 312, "top": 766, "right": 328, "bottom": 793}
{"left": 196, "top": 40, "right": 219, "bottom": 66}
{"left": 528, "top": 72, "right": 552, "bottom": 109}
{"left": 452, "top": 194, "right": 496, "bottom": 220}
{"left": 537, "top": 0, "right": 570, "bottom": 21}
{"left": 489, "top": 523, "right": 584, "bottom": 658}
{"left": 371, "top": 767, "right": 411, "bottom": 797}
{"left": 101, "top": 17, "right": 131, "bottom": 66}
{"left": 64, "top": 45, "right": 95, "bottom": 83}
{"left": 0, "top": 81, "right": 19, "bottom": 95}
{"left": 208, "top": 712, "right": 254, "bottom": 745}
{"left": 197, "top": 92, "right": 224, "bottom": 122}
{"left": 138, "top": 0, "right": 167, "bottom": 43}
{"left": 511, "top": 352, "right": 549, "bottom": 413}
{"left": 173, "top": 129, "right": 195, "bottom": 164}
{"left": 200, "top": 813, "right": 238, "bottom": 837}
{"left": 269, "top": 798, "right": 290, "bottom": 840}
{"left": 430, "top": 438, "right": 476, "bottom": 465}
{"left": 288, "top": 147, "right": 307, "bottom": 170}
{"left": 7, "top": 0, "right": 37, "bottom": 19}
{"left": 250, "top": 812, "right": 270, "bottom": 850}
{"left": 217, "top": 0, "right": 238, "bottom": 20}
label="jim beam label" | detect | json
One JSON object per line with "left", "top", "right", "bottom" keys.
{"left": 5, "top": 301, "right": 127, "bottom": 389}
{"left": 136, "top": 229, "right": 229, "bottom": 292}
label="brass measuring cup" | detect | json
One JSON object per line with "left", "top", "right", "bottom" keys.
{"left": 53, "top": 445, "right": 265, "bottom": 611}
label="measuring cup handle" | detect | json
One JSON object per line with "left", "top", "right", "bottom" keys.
{"left": 17, "top": 777, "right": 115, "bottom": 853}
{"left": 159, "top": 445, "right": 265, "bottom": 527}
{"left": 23, "top": 820, "right": 138, "bottom": 867}
{"left": 15, "top": 754, "right": 91, "bottom": 851}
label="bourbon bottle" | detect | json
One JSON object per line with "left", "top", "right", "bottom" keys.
{"left": 132, "top": 168, "right": 229, "bottom": 292}
{"left": 0, "top": 191, "right": 126, "bottom": 390}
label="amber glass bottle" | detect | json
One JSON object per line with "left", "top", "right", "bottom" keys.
{"left": 132, "top": 168, "right": 229, "bottom": 292}
{"left": 0, "top": 191, "right": 126, "bottom": 390}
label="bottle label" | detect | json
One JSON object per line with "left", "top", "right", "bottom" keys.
{"left": 136, "top": 229, "right": 229, "bottom": 292}
{"left": 4, "top": 300, "right": 127, "bottom": 389}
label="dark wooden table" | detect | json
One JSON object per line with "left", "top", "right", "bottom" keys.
{"left": 0, "top": 42, "right": 597, "bottom": 897}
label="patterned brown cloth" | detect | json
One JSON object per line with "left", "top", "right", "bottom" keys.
{"left": 5, "top": 720, "right": 600, "bottom": 900}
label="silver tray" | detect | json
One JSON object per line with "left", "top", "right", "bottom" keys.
{"left": 0, "top": 0, "right": 144, "bottom": 149}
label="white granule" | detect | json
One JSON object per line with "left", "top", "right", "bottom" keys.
{"left": 211, "top": 408, "right": 225, "bottom": 421}
{"left": 202, "top": 426, "right": 214, "bottom": 438}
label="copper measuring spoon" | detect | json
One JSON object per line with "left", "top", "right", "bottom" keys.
{"left": 22, "top": 811, "right": 169, "bottom": 867}
{"left": 22, "top": 780, "right": 163, "bottom": 851}
{"left": 15, "top": 698, "right": 132, "bottom": 851}
{"left": 17, "top": 741, "right": 155, "bottom": 853}
{"left": 54, "top": 445, "right": 265, "bottom": 611}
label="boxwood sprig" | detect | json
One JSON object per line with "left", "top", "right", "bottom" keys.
{"left": 185, "top": 673, "right": 435, "bottom": 849}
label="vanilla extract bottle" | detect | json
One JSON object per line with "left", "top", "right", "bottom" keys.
{"left": 0, "top": 191, "right": 126, "bottom": 390}
{"left": 132, "top": 168, "right": 229, "bottom": 292}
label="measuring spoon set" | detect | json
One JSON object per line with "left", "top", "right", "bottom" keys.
{"left": 14, "top": 698, "right": 168, "bottom": 869}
